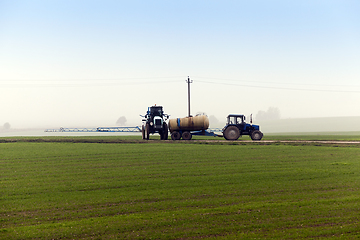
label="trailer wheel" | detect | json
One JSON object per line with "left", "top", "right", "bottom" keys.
{"left": 223, "top": 126, "right": 240, "bottom": 140}
{"left": 142, "top": 125, "right": 145, "bottom": 139}
{"left": 171, "top": 131, "right": 181, "bottom": 140}
{"left": 182, "top": 131, "right": 192, "bottom": 140}
{"left": 145, "top": 123, "right": 150, "bottom": 140}
{"left": 251, "top": 130, "right": 263, "bottom": 141}
{"left": 163, "top": 122, "right": 168, "bottom": 140}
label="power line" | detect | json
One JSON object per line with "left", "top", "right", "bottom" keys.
{"left": 0, "top": 76, "right": 359, "bottom": 93}
{"left": 0, "top": 78, "right": 182, "bottom": 88}
{"left": 195, "top": 80, "right": 360, "bottom": 93}
{"left": 0, "top": 76, "right": 184, "bottom": 81}
{"left": 194, "top": 76, "right": 360, "bottom": 88}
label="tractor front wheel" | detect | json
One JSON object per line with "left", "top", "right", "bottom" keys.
{"left": 142, "top": 125, "right": 145, "bottom": 139}
{"left": 251, "top": 130, "right": 263, "bottom": 141}
{"left": 223, "top": 126, "right": 240, "bottom": 140}
{"left": 145, "top": 123, "right": 150, "bottom": 140}
{"left": 171, "top": 131, "right": 181, "bottom": 140}
{"left": 182, "top": 131, "right": 192, "bottom": 140}
{"left": 162, "top": 122, "right": 168, "bottom": 140}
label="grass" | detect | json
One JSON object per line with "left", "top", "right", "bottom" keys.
{"left": 263, "top": 131, "right": 360, "bottom": 141}
{"left": 1, "top": 137, "right": 360, "bottom": 239}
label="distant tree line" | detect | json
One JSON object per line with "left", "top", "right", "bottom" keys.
{"left": 2, "top": 122, "right": 11, "bottom": 130}
{"left": 256, "top": 107, "right": 280, "bottom": 121}
{"left": 116, "top": 116, "right": 127, "bottom": 126}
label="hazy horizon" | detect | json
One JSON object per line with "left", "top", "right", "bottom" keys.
{"left": 1, "top": 1, "right": 360, "bottom": 129}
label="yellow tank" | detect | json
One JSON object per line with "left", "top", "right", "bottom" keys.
{"left": 168, "top": 115, "right": 209, "bottom": 132}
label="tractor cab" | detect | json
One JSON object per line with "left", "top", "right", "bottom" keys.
{"left": 149, "top": 106, "right": 164, "bottom": 117}
{"left": 227, "top": 114, "right": 245, "bottom": 125}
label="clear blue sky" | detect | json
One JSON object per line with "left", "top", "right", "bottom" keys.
{"left": 1, "top": 0, "right": 360, "bottom": 128}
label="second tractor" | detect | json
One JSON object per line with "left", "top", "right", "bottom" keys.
{"left": 222, "top": 114, "right": 263, "bottom": 141}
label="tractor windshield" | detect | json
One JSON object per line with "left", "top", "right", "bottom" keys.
{"left": 228, "top": 116, "right": 236, "bottom": 124}
{"left": 150, "top": 106, "right": 163, "bottom": 116}
{"left": 227, "top": 115, "right": 244, "bottom": 124}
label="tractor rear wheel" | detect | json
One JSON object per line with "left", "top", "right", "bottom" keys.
{"left": 223, "top": 126, "right": 240, "bottom": 140}
{"left": 171, "top": 131, "right": 181, "bottom": 140}
{"left": 162, "top": 122, "right": 168, "bottom": 140}
{"left": 182, "top": 131, "right": 192, "bottom": 140}
{"left": 160, "top": 130, "right": 164, "bottom": 140}
{"left": 251, "top": 130, "right": 263, "bottom": 141}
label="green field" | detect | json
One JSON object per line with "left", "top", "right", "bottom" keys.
{"left": 1, "top": 136, "right": 360, "bottom": 239}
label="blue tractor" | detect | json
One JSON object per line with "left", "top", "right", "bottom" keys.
{"left": 222, "top": 114, "right": 263, "bottom": 141}
{"left": 141, "top": 105, "right": 169, "bottom": 140}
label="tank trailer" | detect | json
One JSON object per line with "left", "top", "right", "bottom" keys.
{"left": 168, "top": 115, "right": 214, "bottom": 140}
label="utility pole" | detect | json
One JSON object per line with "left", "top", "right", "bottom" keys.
{"left": 186, "top": 76, "right": 193, "bottom": 117}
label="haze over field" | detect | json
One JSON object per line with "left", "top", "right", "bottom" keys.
{"left": 1, "top": 1, "right": 360, "bottom": 130}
